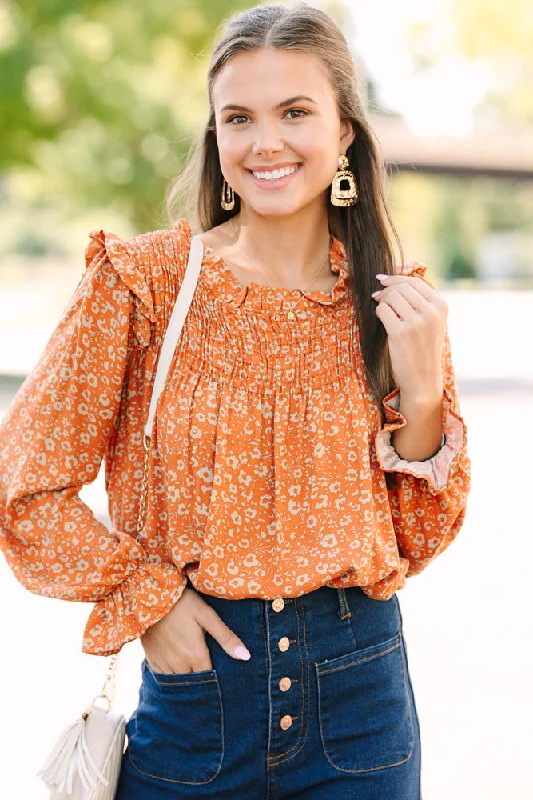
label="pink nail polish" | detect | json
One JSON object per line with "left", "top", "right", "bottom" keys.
{"left": 233, "top": 645, "right": 251, "bottom": 660}
{"left": 371, "top": 291, "right": 380, "bottom": 298}
{"left": 376, "top": 273, "right": 388, "bottom": 280}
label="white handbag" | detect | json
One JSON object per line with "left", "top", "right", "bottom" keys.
{"left": 36, "top": 233, "right": 205, "bottom": 798}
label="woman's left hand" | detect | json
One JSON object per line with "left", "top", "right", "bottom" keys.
{"left": 372, "top": 273, "right": 448, "bottom": 403}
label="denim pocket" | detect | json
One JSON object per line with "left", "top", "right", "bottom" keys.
{"left": 127, "top": 658, "right": 224, "bottom": 784}
{"left": 315, "top": 632, "right": 414, "bottom": 773}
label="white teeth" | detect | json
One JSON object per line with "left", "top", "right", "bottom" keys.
{"left": 251, "top": 164, "right": 300, "bottom": 180}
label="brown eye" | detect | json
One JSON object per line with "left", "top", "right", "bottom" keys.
{"left": 227, "top": 115, "right": 250, "bottom": 125}
{"left": 285, "top": 109, "right": 308, "bottom": 119}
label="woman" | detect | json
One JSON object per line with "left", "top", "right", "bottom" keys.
{"left": 0, "top": 3, "right": 471, "bottom": 798}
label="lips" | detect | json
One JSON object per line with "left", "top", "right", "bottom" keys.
{"left": 246, "top": 162, "right": 302, "bottom": 172}
{"left": 245, "top": 163, "right": 303, "bottom": 188}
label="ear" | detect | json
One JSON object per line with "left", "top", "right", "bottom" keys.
{"left": 340, "top": 119, "right": 356, "bottom": 151}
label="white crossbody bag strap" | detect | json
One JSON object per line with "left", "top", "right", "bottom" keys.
{"left": 98, "top": 234, "right": 203, "bottom": 706}
{"left": 144, "top": 233, "right": 204, "bottom": 442}
{"left": 36, "top": 234, "right": 206, "bottom": 799}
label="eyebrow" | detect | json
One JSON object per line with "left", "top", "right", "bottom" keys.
{"left": 220, "top": 95, "right": 318, "bottom": 113}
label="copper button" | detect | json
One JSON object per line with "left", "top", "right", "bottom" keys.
{"left": 272, "top": 597, "right": 285, "bottom": 612}
{"left": 278, "top": 636, "right": 290, "bottom": 652}
{"left": 279, "top": 676, "right": 291, "bottom": 691}
{"left": 280, "top": 714, "right": 293, "bottom": 730}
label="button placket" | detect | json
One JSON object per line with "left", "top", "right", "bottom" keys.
{"left": 269, "top": 596, "right": 299, "bottom": 736}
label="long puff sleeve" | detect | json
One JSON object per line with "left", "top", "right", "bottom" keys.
{"left": 367, "top": 262, "right": 471, "bottom": 591}
{"left": 0, "top": 229, "right": 188, "bottom": 656}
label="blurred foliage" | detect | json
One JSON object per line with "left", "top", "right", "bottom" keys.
{"left": 390, "top": 172, "right": 533, "bottom": 281}
{"left": 0, "top": 0, "right": 253, "bottom": 232}
{"left": 405, "top": 0, "right": 533, "bottom": 124}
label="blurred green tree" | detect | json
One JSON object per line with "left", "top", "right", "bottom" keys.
{"left": 0, "top": 0, "right": 253, "bottom": 232}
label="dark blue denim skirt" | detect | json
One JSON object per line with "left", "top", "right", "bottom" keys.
{"left": 115, "top": 581, "right": 421, "bottom": 799}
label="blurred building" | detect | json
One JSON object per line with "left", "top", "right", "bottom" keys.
{"left": 371, "top": 112, "right": 533, "bottom": 285}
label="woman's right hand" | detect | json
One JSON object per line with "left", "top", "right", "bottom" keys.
{"left": 139, "top": 587, "right": 251, "bottom": 674}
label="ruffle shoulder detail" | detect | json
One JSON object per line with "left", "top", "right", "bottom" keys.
{"left": 85, "top": 229, "right": 155, "bottom": 346}
{"left": 396, "top": 260, "right": 435, "bottom": 287}
{"left": 170, "top": 216, "right": 194, "bottom": 248}
{"left": 84, "top": 220, "right": 195, "bottom": 345}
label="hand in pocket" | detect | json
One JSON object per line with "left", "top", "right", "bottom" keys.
{"left": 140, "top": 587, "right": 251, "bottom": 673}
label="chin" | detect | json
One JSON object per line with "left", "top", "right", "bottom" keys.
{"left": 244, "top": 197, "right": 312, "bottom": 219}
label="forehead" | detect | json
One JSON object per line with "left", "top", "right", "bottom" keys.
{"left": 212, "top": 48, "right": 332, "bottom": 108}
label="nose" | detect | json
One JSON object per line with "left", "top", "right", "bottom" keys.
{"left": 251, "top": 120, "right": 284, "bottom": 157}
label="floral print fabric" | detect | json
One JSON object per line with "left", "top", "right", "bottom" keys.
{"left": 0, "top": 219, "right": 471, "bottom": 656}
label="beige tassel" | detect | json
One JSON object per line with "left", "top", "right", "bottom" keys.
{"left": 36, "top": 705, "right": 125, "bottom": 798}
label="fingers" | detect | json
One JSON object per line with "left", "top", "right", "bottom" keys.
{"left": 374, "top": 299, "right": 403, "bottom": 336}
{"left": 375, "top": 288, "right": 418, "bottom": 322}
{"left": 141, "top": 589, "right": 214, "bottom": 674}
{"left": 146, "top": 624, "right": 212, "bottom": 674}
{"left": 373, "top": 274, "right": 448, "bottom": 329}
{"left": 140, "top": 588, "right": 252, "bottom": 676}
{"left": 198, "top": 601, "right": 251, "bottom": 661}
{"left": 376, "top": 273, "right": 435, "bottom": 302}
{"left": 376, "top": 282, "right": 429, "bottom": 314}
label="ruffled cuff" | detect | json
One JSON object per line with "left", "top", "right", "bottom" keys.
{"left": 81, "top": 562, "right": 187, "bottom": 656}
{"left": 375, "top": 386, "right": 465, "bottom": 495}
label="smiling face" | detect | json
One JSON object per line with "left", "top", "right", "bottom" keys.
{"left": 212, "top": 47, "right": 355, "bottom": 219}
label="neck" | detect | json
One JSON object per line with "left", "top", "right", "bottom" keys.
{"left": 231, "top": 204, "right": 332, "bottom": 283}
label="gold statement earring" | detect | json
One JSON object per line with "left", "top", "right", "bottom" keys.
{"left": 221, "top": 178, "right": 235, "bottom": 210}
{"left": 330, "top": 154, "right": 358, "bottom": 206}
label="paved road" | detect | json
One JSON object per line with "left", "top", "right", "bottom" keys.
{"left": 1, "top": 290, "right": 532, "bottom": 799}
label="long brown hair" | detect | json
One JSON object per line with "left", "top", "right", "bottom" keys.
{"left": 165, "top": 2, "right": 404, "bottom": 424}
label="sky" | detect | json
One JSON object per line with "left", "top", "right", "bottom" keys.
{"left": 344, "top": 0, "right": 490, "bottom": 136}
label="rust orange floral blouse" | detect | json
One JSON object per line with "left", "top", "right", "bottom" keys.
{"left": 0, "top": 219, "right": 471, "bottom": 656}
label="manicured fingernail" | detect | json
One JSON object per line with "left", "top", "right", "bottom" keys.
{"left": 371, "top": 290, "right": 380, "bottom": 298}
{"left": 376, "top": 273, "right": 388, "bottom": 280}
{"left": 233, "top": 645, "right": 251, "bottom": 660}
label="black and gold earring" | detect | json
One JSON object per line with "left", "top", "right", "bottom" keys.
{"left": 330, "top": 154, "right": 358, "bottom": 206}
{"left": 221, "top": 178, "right": 235, "bottom": 210}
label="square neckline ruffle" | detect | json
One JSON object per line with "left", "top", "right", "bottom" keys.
{"left": 199, "top": 231, "right": 350, "bottom": 310}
